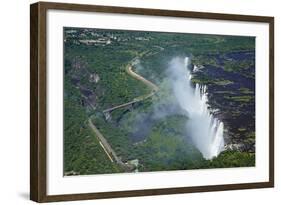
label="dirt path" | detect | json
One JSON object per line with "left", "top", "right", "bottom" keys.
{"left": 126, "top": 65, "right": 158, "bottom": 93}
{"left": 102, "top": 63, "right": 159, "bottom": 114}
{"left": 88, "top": 118, "right": 121, "bottom": 163}
{"left": 89, "top": 50, "right": 161, "bottom": 167}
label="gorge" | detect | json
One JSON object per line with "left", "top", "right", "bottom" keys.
{"left": 167, "top": 57, "right": 225, "bottom": 159}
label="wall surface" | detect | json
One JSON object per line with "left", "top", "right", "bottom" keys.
{"left": 0, "top": 0, "right": 279, "bottom": 204}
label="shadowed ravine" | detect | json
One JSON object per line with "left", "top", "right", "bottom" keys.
{"left": 100, "top": 56, "right": 225, "bottom": 161}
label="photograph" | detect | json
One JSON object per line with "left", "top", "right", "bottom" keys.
{"left": 30, "top": 2, "right": 274, "bottom": 202}
{"left": 63, "top": 27, "right": 256, "bottom": 176}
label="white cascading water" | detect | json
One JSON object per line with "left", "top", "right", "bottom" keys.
{"left": 168, "top": 57, "right": 224, "bottom": 159}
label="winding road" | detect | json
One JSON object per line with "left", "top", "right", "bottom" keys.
{"left": 103, "top": 64, "right": 159, "bottom": 113}
{"left": 89, "top": 51, "right": 161, "bottom": 167}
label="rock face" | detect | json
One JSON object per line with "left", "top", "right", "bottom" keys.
{"left": 89, "top": 73, "right": 100, "bottom": 83}
{"left": 190, "top": 51, "right": 255, "bottom": 153}
{"left": 68, "top": 57, "right": 100, "bottom": 110}
{"left": 225, "top": 143, "right": 244, "bottom": 151}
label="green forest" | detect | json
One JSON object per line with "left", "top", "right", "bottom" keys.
{"left": 63, "top": 27, "right": 255, "bottom": 175}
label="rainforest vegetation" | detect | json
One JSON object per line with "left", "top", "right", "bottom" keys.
{"left": 64, "top": 28, "right": 255, "bottom": 175}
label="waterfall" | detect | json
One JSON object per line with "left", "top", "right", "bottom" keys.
{"left": 168, "top": 57, "right": 224, "bottom": 159}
